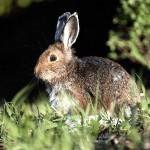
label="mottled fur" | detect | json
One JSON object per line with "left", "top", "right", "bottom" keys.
{"left": 34, "top": 12, "right": 140, "bottom": 115}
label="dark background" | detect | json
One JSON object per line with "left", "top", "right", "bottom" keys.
{"left": 0, "top": 0, "right": 126, "bottom": 99}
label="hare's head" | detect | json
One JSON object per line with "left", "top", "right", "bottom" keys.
{"left": 34, "top": 12, "right": 79, "bottom": 83}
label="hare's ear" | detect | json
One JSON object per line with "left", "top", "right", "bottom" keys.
{"left": 55, "top": 12, "right": 71, "bottom": 42}
{"left": 62, "top": 12, "right": 79, "bottom": 48}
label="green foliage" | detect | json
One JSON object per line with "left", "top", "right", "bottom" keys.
{"left": 0, "top": 84, "right": 150, "bottom": 149}
{"left": 0, "top": 0, "right": 48, "bottom": 16}
{"left": 0, "top": 0, "right": 13, "bottom": 15}
{"left": 17, "top": 0, "right": 32, "bottom": 8}
{"left": 108, "top": 0, "right": 150, "bottom": 69}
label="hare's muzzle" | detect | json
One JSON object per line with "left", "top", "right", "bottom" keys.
{"left": 34, "top": 63, "right": 42, "bottom": 79}
{"left": 34, "top": 62, "right": 54, "bottom": 82}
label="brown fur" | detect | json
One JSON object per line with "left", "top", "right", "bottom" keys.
{"left": 35, "top": 42, "right": 141, "bottom": 114}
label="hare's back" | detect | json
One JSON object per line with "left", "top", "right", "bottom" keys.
{"left": 79, "top": 57, "right": 140, "bottom": 105}
{"left": 80, "top": 56, "right": 129, "bottom": 78}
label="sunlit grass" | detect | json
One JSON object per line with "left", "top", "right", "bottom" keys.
{"left": 0, "top": 83, "right": 150, "bottom": 150}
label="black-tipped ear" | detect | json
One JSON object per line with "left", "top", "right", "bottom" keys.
{"left": 55, "top": 12, "right": 71, "bottom": 42}
{"left": 62, "top": 12, "right": 80, "bottom": 48}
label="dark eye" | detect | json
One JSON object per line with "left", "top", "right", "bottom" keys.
{"left": 49, "top": 55, "right": 57, "bottom": 62}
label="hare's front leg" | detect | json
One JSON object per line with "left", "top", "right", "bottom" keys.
{"left": 47, "top": 85, "right": 77, "bottom": 115}
{"left": 47, "top": 86, "right": 59, "bottom": 111}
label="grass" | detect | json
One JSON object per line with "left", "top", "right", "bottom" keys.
{"left": 0, "top": 83, "right": 150, "bottom": 150}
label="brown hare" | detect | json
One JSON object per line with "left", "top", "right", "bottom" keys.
{"left": 34, "top": 12, "right": 141, "bottom": 116}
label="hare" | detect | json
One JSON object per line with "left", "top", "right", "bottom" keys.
{"left": 34, "top": 12, "right": 141, "bottom": 116}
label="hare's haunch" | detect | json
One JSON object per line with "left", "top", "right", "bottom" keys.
{"left": 34, "top": 12, "right": 140, "bottom": 115}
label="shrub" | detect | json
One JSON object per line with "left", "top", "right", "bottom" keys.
{"left": 108, "top": 0, "right": 150, "bottom": 69}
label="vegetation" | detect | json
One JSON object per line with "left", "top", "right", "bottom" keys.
{"left": 0, "top": 0, "right": 150, "bottom": 149}
{"left": 0, "top": 0, "right": 48, "bottom": 16}
{"left": 0, "top": 83, "right": 150, "bottom": 150}
{"left": 108, "top": 0, "right": 150, "bottom": 69}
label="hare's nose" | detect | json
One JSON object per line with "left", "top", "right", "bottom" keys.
{"left": 34, "top": 65, "right": 42, "bottom": 78}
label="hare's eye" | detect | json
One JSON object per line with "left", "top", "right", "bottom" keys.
{"left": 49, "top": 55, "right": 57, "bottom": 62}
